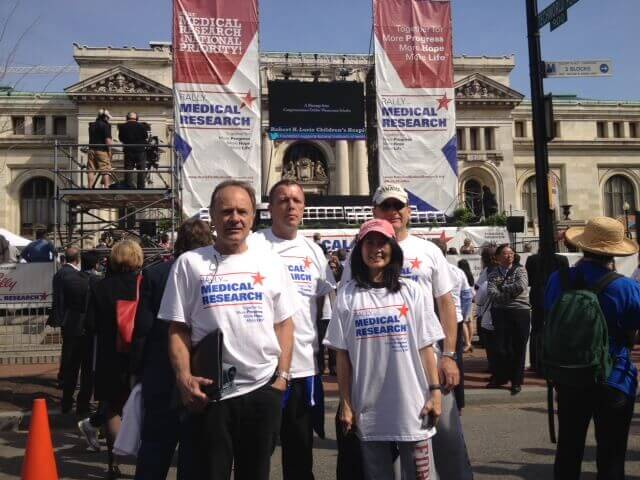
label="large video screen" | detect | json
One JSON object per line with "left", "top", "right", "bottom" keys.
{"left": 268, "top": 80, "right": 365, "bottom": 140}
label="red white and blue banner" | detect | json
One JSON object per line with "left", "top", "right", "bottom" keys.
{"left": 374, "top": 0, "right": 457, "bottom": 213}
{"left": 173, "top": 0, "right": 261, "bottom": 215}
{"left": 0, "top": 263, "right": 53, "bottom": 304}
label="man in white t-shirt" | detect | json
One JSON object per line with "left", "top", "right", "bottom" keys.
{"left": 250, "top": 179, "right": 336, "bottom": 480}
{"left": 346, "top": 183, "right": 474, "bottom": 479}
{"left": 159, "top": 181, "right": 297, "bottom": 480}
{"left": 434, "top": 238, "right": 474, "bottom": 410}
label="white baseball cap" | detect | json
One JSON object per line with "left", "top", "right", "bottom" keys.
{"left": 373, "top": 183, "right": 408, "bottom": 205}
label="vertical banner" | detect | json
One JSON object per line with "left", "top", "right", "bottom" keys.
{"left": 374, "top": 0, "right": 457, "bottom": 213}
{"left": 173, "top": 0, "right": 261, "bottom": 215}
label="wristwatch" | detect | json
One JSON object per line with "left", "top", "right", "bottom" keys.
{"left": 441, "top": 351, "right": 458, "bottom": 361}
{"left": 275, "top": 370, "right": 291, "bottom": 387}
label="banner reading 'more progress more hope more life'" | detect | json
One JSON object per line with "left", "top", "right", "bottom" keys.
{"left": 173, "top": 0, "right": 261, "bottom": 215}
{"left": 374, "top": 0, "right": 457, "bottom": 213}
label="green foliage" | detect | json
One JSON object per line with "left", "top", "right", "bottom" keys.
{"left": 481, "top": 212, "right": 508, "bottom": 226}
{"left": 452, "top": 207, "right": 474, "bottom": 226}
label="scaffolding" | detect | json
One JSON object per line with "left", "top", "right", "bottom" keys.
{"left": 52, "top": 140, "right": 182, "bottom": 263}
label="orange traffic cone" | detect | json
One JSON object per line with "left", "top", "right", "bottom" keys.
{"left": 21, "top": 398, "right": 58, "bottom": 480}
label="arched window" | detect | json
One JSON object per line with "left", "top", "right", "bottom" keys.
{"left": 282, "top": 142, "right": 328, "bottom": 195}
{"left": 20, "top": 177, "right": 54, "bottom": 237}
{"left": 604, "top": 175, "right": 636, "bottom": 218}
{"left": 463, "top": 179, "right": 483, "bottom": 217}
{"left": 521, "top": 176, "right": 537, "bottom": 227}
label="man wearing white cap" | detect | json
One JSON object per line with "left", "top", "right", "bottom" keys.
{"left": 87, "top": 109, "right": 113, "bottom": 189}
{"left": 343, "top": 183, "right": 473, "bottom": 479}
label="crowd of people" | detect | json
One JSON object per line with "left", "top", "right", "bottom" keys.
{"left": 47, "top": 179, "right": 640, "bottom": 480}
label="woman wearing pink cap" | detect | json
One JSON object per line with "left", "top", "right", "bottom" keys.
{"left": 324, "top": 219, "right": 444, "bottom": 479}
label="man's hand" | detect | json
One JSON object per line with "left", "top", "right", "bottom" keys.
{"left": 439, "top": 356, "right": 460, "bottom": 392}
{"left": 420, "top": 389, "right": 442, "bottom": 427}
{"left": 177, "top": 373, "right": 212, "bottom": 412}
{"left": 339, "top": 400, "right": 355, "bottom": 434}
{"left": 270, "top": 377, "right": 288, "bottom": 392}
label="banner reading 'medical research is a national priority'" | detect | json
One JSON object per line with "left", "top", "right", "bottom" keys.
{"left": 173, "top": 0, "right": 261, "bottom": 215}
{"left": 374, "top": 0, "right": 457, "bottom": 213}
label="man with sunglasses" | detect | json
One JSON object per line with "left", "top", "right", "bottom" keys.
{"left": 342, "top": 183, "right": 473, "bottom": 479}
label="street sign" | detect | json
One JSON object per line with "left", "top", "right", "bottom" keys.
{"left": 550, "top": 10, "right": 568, "bottom": 31}
{"left": 538, "top": 0, "right": 566, "bottom": 28}
{"left": 537, "top": 0, "right": 581, "bottom": 29}
{"left": 544, "top": 60, "right": 613, "bottom": 78}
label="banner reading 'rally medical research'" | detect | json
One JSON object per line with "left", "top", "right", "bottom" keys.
{"left": 173, "top": 0, "right": 261, "bottom": 215}
{"left": 374, "top": 0, "right": 457, "bottom": 213}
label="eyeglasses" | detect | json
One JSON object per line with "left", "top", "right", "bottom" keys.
{"left": 377, "top": 201, "right": 407, "bottom": 212}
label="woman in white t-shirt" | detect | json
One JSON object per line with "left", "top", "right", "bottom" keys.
{"left": 324, "top": 219, "right": 444, "bottom": 479}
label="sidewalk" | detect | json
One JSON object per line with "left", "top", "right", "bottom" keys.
{"left": 3, "top": 345, "right": 638, "bottom": 428}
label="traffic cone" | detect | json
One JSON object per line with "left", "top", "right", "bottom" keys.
{"left": 21, "top": 398, "right": 58, "bottom": 480}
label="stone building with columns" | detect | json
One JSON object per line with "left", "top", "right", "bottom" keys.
{"left": 0, "top": 42, "right": 639, "bottom": 238}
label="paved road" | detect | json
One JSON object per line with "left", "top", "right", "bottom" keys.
{"left": 2, "top": 402, "right": 640, "bottom": 479}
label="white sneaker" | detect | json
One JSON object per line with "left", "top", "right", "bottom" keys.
{"left": 77, "top": 418, "right": 101, "bottom": 452}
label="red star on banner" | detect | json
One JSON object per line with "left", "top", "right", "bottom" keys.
{"left": 410, "top": 257, "right": 422, "bottom": 270}
{"left": 40, "top": 292, "right": 48, "bottom": 300}
{"left": 252, "top": 272, "right": 265, "bottom": 285}
{"left": 437, "top": 93, "right": 452, "bottom": 111}
{"left": 439, "top": 230, "right": 454, "bottom": 244}
{"left": 303, "top": 257, "right": 313, "bottom": 269}
{"left": 398, "top": 304, "right": 409, "bottom": 318}
{"left": 240, "top": 90, "right": 257, "bottom": 109}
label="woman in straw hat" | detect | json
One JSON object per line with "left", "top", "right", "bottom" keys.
{"left": 545, "top": 216, "right": 640, "bottom": 480}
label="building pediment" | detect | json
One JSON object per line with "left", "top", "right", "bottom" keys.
{"left": 455, "top": 73, "right": 524, "bottom": 107}
{"left": 65, "top": 66, "right": 172, "bottom": 103}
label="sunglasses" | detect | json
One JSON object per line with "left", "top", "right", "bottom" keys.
{"left": 377, "top": 200, "right": 407, "bottom": 212}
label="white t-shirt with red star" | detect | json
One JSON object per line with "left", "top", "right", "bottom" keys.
{"left": 249, "top": 229, "right": 336, "bottom": 378}
{"left": 324, "top": 279, "right": 445, "bottom": 441}
{"left": 342, "top": 233, "right": 453, "bottom": 330}
{"left": 447, "top": 262, "right": 471, "bottom": 323}
{"left": 158, "top": 245, "right": 299, "bottom": 399}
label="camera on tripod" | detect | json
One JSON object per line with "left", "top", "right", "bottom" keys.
{"left": 140, "top": 122, "right": 160, "bottom": 170}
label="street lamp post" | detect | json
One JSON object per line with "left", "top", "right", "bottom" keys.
{"left": 623, "top": 201, "right": 631, "bottom": 238}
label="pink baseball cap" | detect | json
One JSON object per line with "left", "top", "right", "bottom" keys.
{"left": 358, "top": 219, "right": 396, "bottom": 241}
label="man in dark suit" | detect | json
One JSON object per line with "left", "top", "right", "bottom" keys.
{"left": 525, "top": 251, "right": 569, "bottom": 374}
{"left": 53, "top": 247, "right": 93, "bottom": 414}
{"left": 133, "top": 219, "right": 213, "bottom": 480}
{"left": 118, "top": 112, "right": 149, "bottom": 190}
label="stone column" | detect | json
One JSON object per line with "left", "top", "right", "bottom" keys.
{"left": 336, "top": 140, "right": 350, "bottom": 195}
{"left": 261, "top": 132, "right": 273, "bottom": 196}
{"left": 353, "top": 140, "right": 369, "bottom": 195}
{"left": 464, "top": 128, "right": 471, "bottom": 152}
{"left": 479, "top": 127, "right": 486, "bottom": 151}
{"left": 623, "top": 122, "right": 631, "bottom": 139}
{"left": 606, "top": 121, "right": 614, "bottom": 139}
{"left": 45, "top": 116, "right": 53, "bottom": 136}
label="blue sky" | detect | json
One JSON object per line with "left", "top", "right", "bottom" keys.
{"left": 1, "top": 0, "right": 638, "bottom": 100}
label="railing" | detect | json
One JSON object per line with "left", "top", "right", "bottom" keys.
{"left": 54, "top": 142, "right": 177, "bottom": 190}
{"left": 0, "top": 301, "right": 60, "bottom": 364}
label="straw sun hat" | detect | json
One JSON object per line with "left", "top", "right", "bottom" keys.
{"left": 564, "top": 216, "right": 638, "bottom": 257}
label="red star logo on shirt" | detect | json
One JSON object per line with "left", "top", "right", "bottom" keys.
{"left": 410, "top": 257, "right": 422, "bottom": 270}
{"left": 439, "top": 230, "right": 454, "bottom": 244}
{"left": 240, "top": 90, "right": 257, "bottom": 109}
{"left": 437, "top": 93, "right": 452, "bottom": 111}
{"left": 398, "top": 304, "right": 409, "bottom": 318}
{"left": 252, "top": 272, "right": 265, "bottom": 285}
{"left": 303, "top": 257, "right": 313, "bottom": 269}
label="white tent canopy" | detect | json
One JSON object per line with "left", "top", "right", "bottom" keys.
{"left": 0, "top": 228, "right": 30, "bottom": 247}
